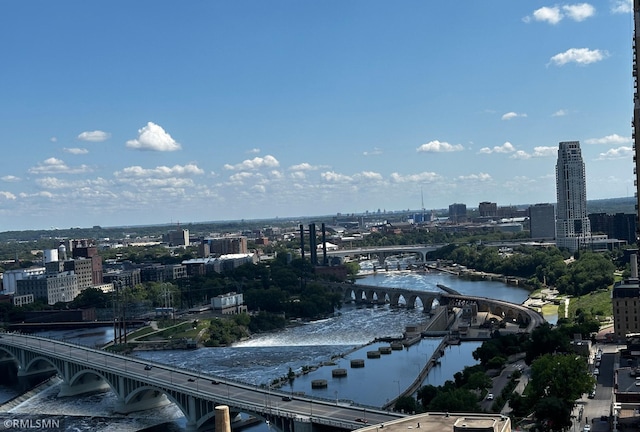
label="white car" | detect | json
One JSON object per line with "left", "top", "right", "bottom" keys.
{"left": 486, "top": 393, "right": 494, "bottom": 401}
{"left": 593, "top": 368, "right": 599, "bottom": 376}
{"left": 583, "top": 425, "right": 591, "bottom": 432}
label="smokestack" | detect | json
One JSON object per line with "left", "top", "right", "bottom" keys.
{"left": 214, "top": 405, "right": 231, "bottom": 432}
{"left": 309, "top": 223, "right": 317, "bottom": 265}
{"left": 322, "top": 223, "right": 327, "bottom": 265}
{"left": 299, "top": 224, "right": 305, "bottom": 260}
{"left": 632, "top": 254, "right": 638, "bottom": 279}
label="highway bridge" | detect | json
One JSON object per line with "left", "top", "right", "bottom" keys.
{"left": 326, "top": 244, "right": 447, "bottom": 265}
{"left": 0, "top": 333, "right": 404, "bottom": 432}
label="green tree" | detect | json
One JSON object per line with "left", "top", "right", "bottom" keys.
{"left": 427, "top": 388, "right": 480, "bottom": 412}
{"left": 70, "top": 287, "right": 110, "bottom": 308}
{"left": 394, "top": 396, "right": 419, "bottom": 413}
{"left": 533, "top": 396, "right": 573, "bottom": 432}
{"left": 528, "top": 353, "right": 594, "bottom": 428}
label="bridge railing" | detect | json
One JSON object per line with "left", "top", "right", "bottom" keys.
{"left": 0, "top": 331, "right": 400, "bottom": 419}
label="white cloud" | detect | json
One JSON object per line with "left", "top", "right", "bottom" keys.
{"left": 33, "top": 177, "right": 112, "bottom": 192}
{"left": 121, "top": 178, "right": 195, "bottom": 189}
{"left": 597, "top": 146, "right": 633, "bottom": 160}
{"left": 611, "top": 0, "right": 632, "bottom": 14}
{"left": 321, "top": 171, "right": 353, "bottom": 183}
{"left": 511, "top": 150, "right": 531, "bottom": 160}
{"left": 563, "top": 3, "right": 596, "bottom": 21}
{"left": 354, "top": 171, "right": 383, "bottom": 181}
{"left": 0, "top": 192, "right": 16, "bottom": 200}
{"left": 289, "top": 163, "right": 318, "bottom": 171}
{"left": 115, "top": 164, "right": 204, "bottom": 178}
{"left": 479, "top": 142, "right": 516, "bottom": 154}
{"left": 363, "top": 147, "right": 383, "bottom": 156}
{"left": 549, "top": 48, "right": 608, "bottom": 66}
{"left": 531, "top": 6, "right": 563, "bottom": 24}
{"left": 126, "top": 122, "right": 181, "bottom": 151}
{"left": 584, "top": 134, "right": 632, "bottom": 145}
{"left": 224, "top": 155, "right": 280, "bottom": 171}
{"left": 525, "top": 4, "right": 595, "bottom": 24}
{"left": 247, "top": 148, "right": 260, "bottom": 154}
{"left": 1, "top": 175, "right": 20, "bottom": 182}
{"left": 252, "top": 184, "right": 266, "bottom": 193}
{"left": 35, "top": 177, "right": 73, "bottom": 189}
{"left": 532, "top": 146, "right": 558, "bottom": 157}
{"left": 389, "top": 172, "right": 439, "bottom": 183}
{"left": 510, "top": 146, "right": 557, "bottom": 159}
{"left": 64, "top": 147, "right": 89, "bottom": 155}
{"left": 458, "top": 173, "right": 492, "bottom": 181}
{"left": 269, "top": 170, "right": 284, "bottom": 179}
{"left": 77, "top": 130, "right": 111, "bottom": 142}
{"left": 552, "top": 109, "right": 568, "bottom": 117}
{"left": 28, "top": 158, "right": 91, "bottom": 175}
{"left": 501, "top": 112, "right": 527, "bottom": 120}
{"left": 50, "top": 137, "right": 57, "bottom": 143}
{"left": 228, "top": 172, "right": 256, "bottom": 184}
{"left": 416, "top": 140, "right": 463, "bottom": 153}
{"left": 290, "top": 171, "right": 306, "bottom": 180}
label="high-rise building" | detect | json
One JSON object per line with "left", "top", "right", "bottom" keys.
{"left": 529, "top": 203, "right": 555, "bottom": 239}
{"left": 613, "top": 254, "right": 640, "bottom": 342}
{"left": 478, "top": 202, "right": 497, "bottom": 217}
{"left": 448, "top": 203, "right": 467, "bottom": 223}
{"left": 555, "top": 141, "right": 591, "bottom": 251}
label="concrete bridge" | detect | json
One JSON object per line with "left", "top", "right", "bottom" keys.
{"left": 326, "top": 244, "right": 447, "bottom": 265}
{"left": 335, "top": 283, "right": 544, "bottom": 331}
{"left": 0, "top": 333, "right": 404, "bottom": 431}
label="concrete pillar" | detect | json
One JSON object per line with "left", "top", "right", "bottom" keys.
{"left": 215, "top": 405, "right": 231, "bottom": 432}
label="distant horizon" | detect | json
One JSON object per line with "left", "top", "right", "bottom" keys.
{"left": 0, "top": 2, "right": 635, "bottom": 232}
{"left": 2, "top": 195, "right": 633, "bottom": 235}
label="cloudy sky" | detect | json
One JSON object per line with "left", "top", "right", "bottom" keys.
{"left": 0, "top": 1, "right": 635, "bottom": 230}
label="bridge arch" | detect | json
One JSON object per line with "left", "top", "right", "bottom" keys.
{"left": 122, "top": 385, "right": 188, "bottom": 419}
{"left": 0, "top": 346, "right": 62, "bottom": 378}
{"left": 22, "top": 355, "right": 60, "bottom": 376}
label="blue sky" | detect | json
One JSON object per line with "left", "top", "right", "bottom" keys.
{"left": 0, "top": 1, "right": 635, "bottom": 231}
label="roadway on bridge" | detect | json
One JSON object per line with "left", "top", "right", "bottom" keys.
{"left": 0, "top": 333, "right": 402, "bottom": 428}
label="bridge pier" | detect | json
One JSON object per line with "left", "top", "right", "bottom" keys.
{"left": 58, "top": 375, "right": 110, "bottom": 397}
{"left": 115, "top": 389, "right": 170, "bottom": 414}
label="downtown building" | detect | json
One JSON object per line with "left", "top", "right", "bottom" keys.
{"left": 528, "top": 203, "right": 555, "bottom": 240}
{"left": 555, "top": 141, "right": 592, "bottom": 252}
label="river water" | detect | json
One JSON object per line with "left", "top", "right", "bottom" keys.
{"left": 1, "top": 270, "right": 531, "bottom": 431}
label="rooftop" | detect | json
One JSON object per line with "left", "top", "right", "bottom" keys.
{"left": 354, "top": 412, "right": 511, "bottom": 432}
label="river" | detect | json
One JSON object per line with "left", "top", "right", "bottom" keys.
{"left": 1, "top": 270, "right": 531, "bottom": 431}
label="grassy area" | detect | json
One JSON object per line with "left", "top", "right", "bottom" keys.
{"left": 127, "top": 326, "right": 155, "bottom": 340}
{"left": 566, "top": 288, "right": 612, "bottom": 320}
{"left": 171, "top": 320, "right": 210, "bottom": 339}
{"left": 138, "top": 321, "right": 191, "bottom": 341}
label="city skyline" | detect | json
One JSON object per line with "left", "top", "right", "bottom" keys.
{"left": 0, "top": 1, "right": 635, "bottom": 231}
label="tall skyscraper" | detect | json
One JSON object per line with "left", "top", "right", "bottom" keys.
{"left": 555, "top": 141, "right": 591, "bottom": 251}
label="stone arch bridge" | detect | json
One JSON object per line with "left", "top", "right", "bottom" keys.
{"left": 332, "top": 283, "right": 544, "bottom": 331}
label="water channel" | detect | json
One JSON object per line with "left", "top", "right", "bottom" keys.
{"left": 1, "top": 270, "right": 533, "bottom": 431}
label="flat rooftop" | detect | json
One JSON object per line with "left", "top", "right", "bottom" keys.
{"left": 354, "top": 412, "right": 511, "bottom": 432}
